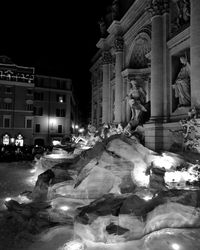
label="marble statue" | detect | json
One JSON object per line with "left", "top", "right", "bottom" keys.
{"left": 111, "top": 0, "right": 120, "bottom": 20}
{"left": 171, "top": 0, "right": 190, "bottom": 34}
{"left": 98, "top": 18, "right": 107, "bottom": 37}
{"left": 172, "top": 55, "right": 191, "bottom": 107}
{"left": 125, "top": 79, "right": 147, "bottom": 121}
{"left": 175, "top": 0, "right": 190, "bottom": 27}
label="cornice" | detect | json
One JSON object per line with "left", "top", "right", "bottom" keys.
{"left": 121, "top": 68, "right": 150, "bottom": 77}
{"left": 167, "top": 27, "right": 190, "bottom": 51}
{"left": 120, "top": 0, "right": 147, "bottom": 34}
{"left": 107, "top": 21, "right": 122, "bottom": 35}
{"left": 124, "top": 12, "right": 151, "bottom": 47}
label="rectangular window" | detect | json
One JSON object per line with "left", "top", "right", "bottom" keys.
{"left": 57, "top": 94, "right": 66, "bottom": 103}
{"left": 25, "top": 117, "right": 33, "bottom": 128}
{"left": 35, "top": 124, "right": 40, "bottom": 133}
{"left": 38, "top": 107, "right": 43, "bottom": 116}
{"left": 56, "top": 80, "right": 61, "bottom": 89}
{"left": 56, "top": 109, "right": 60, "bottom": 117}
{"left": 27, "top": 89, "right": 33, "bottom": 95}
{"left": 26, "top": 104, "right": 33, "bottom": 111}
{"left": 34, "top": 92, "right": 44, "bottom": 101}
{"left": 56, "top": 108, "right": 66, "bottom": 117}
{"left": 4, "top": 103, "right": 12, "bottom": 109}
{"left": 3, "top": 115, "right": 11, "bottom": 128}
{"left": 5, "top": 86, "right": 12, "bottom": 93}
{"left": 33, "top": 106, "right": 36, "bottom": 115}
{"left": 61, "top": 81, "right": 66, "bottom": 90}
{"left": 58, "top": 125, "right": 62, "bottom": 133}
{"left": 61, "top": 109, "right": 66, "bottom": 117}
{"left": 33, "top": 106, "right": 43, "bottom": 115}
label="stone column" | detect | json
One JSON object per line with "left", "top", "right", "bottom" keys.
{"left": 150, "top": 1, "right": 165, "bottom": 120}
{"left": 121, "top": 77, "right": 126, "bottom": 123}
{"left": 144, "top": 0, "right": 169, "bottom": 151}
{"left": 114, "top": 37, "right": 124, "bottom": 123}
{"left": 191, "top": 0, "right": 200, "bottom": 106}
{"left": 102, "top": 51, "right": 112, "bottom": 124}
{"left": 151, "top": 23, "right": 163, "bottom": 117}
{"left": 91, "top": 83, "right": 94, "bottom": 124}
{"left": 162, "top": 10, "right": 170, "bottom": 121}
{"left": 125, "top": 77, "right": 131, "bottom": 122}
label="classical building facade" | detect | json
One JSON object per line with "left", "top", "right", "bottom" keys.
{"left": 0, "top": 56, "right": 77, "bottom": 146}
{"left": 90, "top": 0, "right": 198, "bottom": 151}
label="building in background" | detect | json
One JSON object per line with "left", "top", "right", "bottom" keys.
{"left": 0, "top": 56, "right": 34, "bottom": 146}
{"left": 90, "top": 0, "right": 197, "bottom": 151}
{"left": 34, "top": 75, "right": 77, "bottom": 146}
{"left": 0, "top": 56, "right": 77, "bottom": 146}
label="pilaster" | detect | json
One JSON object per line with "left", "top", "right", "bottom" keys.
{"left": 114, "top": 36, "right": 124, "bottom": 123}
{"left": 102, "top": 51, "right": 112, "bottom": 124}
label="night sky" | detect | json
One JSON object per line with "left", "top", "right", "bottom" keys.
{"left": 0, "top": 1, "right": 112, "bottom": 122}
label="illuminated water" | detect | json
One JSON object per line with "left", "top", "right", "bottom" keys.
{"left": 0, "top": 161, "right": 34, "bottom": 210}
{"left": 0, "top": 153, "right": 200, "bottom": 250}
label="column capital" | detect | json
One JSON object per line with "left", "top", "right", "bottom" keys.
{"left": 102, "top": 51, "right": 113, "bottom": 65}
{"left": 114, "top": 36, "right": 124, "bottom": 52}
{"left": 147, "top": 0, "right": 169, "bottom": 17}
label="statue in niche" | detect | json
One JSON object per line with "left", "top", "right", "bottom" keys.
{"left": 172, "top": 55, "right": 191, "bottom": 107}
{"left": 111, "top": 0, "right": 120, "bottom": 20}
{"left": 125, "top": 79, "right": 147, "bottom": 121}
{"left": 98, "top": 18, "right": 107, "bottom": 38}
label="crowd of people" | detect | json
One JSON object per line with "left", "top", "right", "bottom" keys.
{"left": 0, "top": 144, "right": 53, "bottom": 162}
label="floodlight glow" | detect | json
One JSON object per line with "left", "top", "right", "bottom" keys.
{"left": 30, "top": 168, "right": 36, "bottom": 173}
{"left": 5, "top": 197, "right": 11, "bottom": 202}
{"left": 78, "top": 128, "right": 85, "bottom": 133}
{"left": 75, "top": 125, "right": 79, "bottom": 129}
{"left": 17, "top": 195, "right": 31, "bottom": 203}
{"left": 50, "top": 118, "right": 57, "bottom": 125}
{"left": 59, "top": 205, "right": 70, "bottom": 211}
{"left": 143, "top": 195, "right": 153, "bottom": 201}
{"left": 171, "top": 243, "right": 180, "bottom": 250}
{"left": 52, "top": 140, "right": 61, "bottom": 146}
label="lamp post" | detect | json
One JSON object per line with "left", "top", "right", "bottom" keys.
{"left": 48, "top": 118, "right": 57, "bottom": 145}
{"left": 50, "top": 118, "right": 56, "bottom": 130}
{"left": 75, "top": 124, "right": 79, "bottom": 136}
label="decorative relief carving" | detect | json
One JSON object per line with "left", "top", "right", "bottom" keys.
{"left": 129, "top": 34, "right": 151, "bottom": 69}
{"left": 102, "top": 51, "right": 113, "bottom": 65}
{"left": 170, "top": 0, "right": 190, "bottom": 35}
{"left": 148, "top": 0, "right": 169, "bottom": 16}
{"left": 114, "top": 37, "right": 124, "bottom": 52}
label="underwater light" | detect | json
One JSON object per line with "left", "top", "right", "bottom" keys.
{"left": 5, "top": 197, "right": 11, "bottom": 202}
{"left": 59, "top": 205, "right": 70, "bottom": 211}
{"left": 30, "top": 168, "right": 36, "bottom": 173}
{"left": 171, "top": 243, "right": 180, "bottom": 250}
{"left": 143, "top": 195, "right": 153, "bottom": 201}
{"left": 60, "top": 240, "right": 85, "bottom": 250}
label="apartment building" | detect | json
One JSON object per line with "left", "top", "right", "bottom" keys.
{"left": 0, "top": 56, "right": 77, "bottom": 146}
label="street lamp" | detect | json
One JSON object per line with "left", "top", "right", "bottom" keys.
{"left": 75, "top": 124, "right": 79, "bottom": 136}
{"left": 49, "top": 118, "right": 56, "bottom": 130}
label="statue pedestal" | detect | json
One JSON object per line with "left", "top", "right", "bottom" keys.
{"left": 144, "top": 121, "right": 181, "bottom": 152}
{"left": 171, "top": 106, "right": 190, "bottom": 121}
